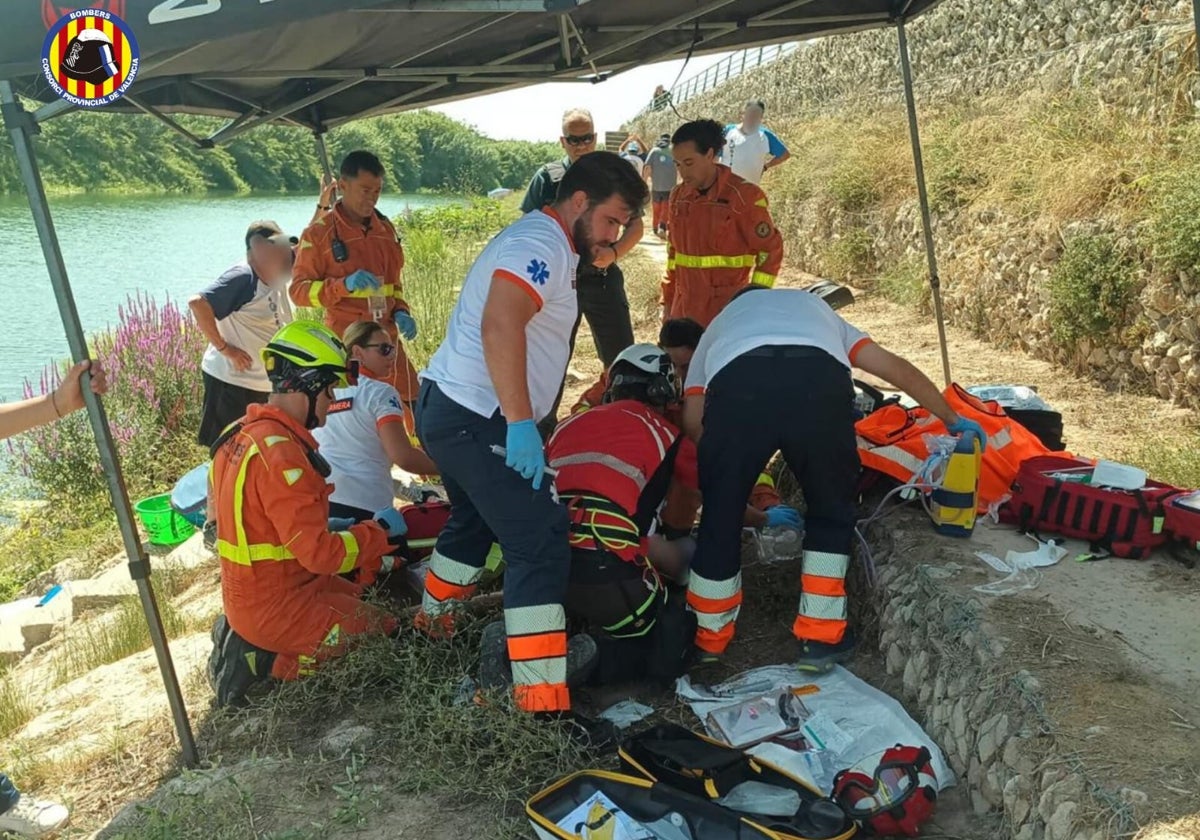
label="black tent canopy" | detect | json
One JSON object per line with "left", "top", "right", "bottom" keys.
{"left": 2, "top": 1, "right": 942, "bottom": 135}
{"left": 1, "top": 0, "right": 946, "bottom": 769}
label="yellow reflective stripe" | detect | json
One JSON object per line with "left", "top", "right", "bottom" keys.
{"left": 336, "top": 531, "right": 360, "bottom": 574}
{"left": 307, "top": 281, "right": 324, "bottom": 307}
{"left": 666, "top": 256, "right": 676, "bottom": 270}
{"left": 217, "top": 539, "right": 296, "bottom": 565}
{"left": 672, "top": 253, "right": 757, "bottom": 269}
{"left": 755, "top": 197, "right": 768, "bottom": 208}
{"left": 756, "top": 472, "right": 775, "bottom": 488}
{"left": 751, "top": 270, "right": 776, "bottom": 288}
{"left": 344, "top": 284, "right": 397, "bottom": 298}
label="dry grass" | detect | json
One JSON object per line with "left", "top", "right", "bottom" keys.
{"left": 0, "top": 668, "right": 35, "bottom": 737}
{"left": 50, "top": 595, "right": 188, "bottom": 686}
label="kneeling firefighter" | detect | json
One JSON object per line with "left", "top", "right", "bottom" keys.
{"left": 207, "top": 320, "right": 408, "bottom": 707}
{"left": 544, "top": 344, "right": 705, "bottom": 683}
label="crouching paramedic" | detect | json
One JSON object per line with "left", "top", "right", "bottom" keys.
{"left": 207, "top": 320, "right": 408, "bottom": 707}
{"left": 571, "top": 317, "right": 785, "bottom": 513}
{"left": 547, "top": 344, "right": 700, "bottom": 684}
{"left": 414, "top": 152, "right": 649, "bottom": 724}
{"left": 681, "top": 287, "right": 986, "bottom": 672}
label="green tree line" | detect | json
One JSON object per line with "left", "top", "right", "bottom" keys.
{"left": 0, "top": 107, "right": 559, "bottom": 196}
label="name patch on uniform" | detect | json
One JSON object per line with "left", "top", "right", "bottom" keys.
{"left": 328, "top": 398, "right": 354, "bottom": 414}
{"left": 755, "top": 222, "right": 772, "bottom": 238}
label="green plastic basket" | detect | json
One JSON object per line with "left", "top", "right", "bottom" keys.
{"left": 134, "top": 493, "right": 196, "bottom": 547}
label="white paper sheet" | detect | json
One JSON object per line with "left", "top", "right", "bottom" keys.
{"left": 676, "top": 665, "right": 955, "bottom": 794}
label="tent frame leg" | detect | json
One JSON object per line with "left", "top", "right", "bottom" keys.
{"left": 313, "top": 129, "right": 335, "bottom": 182}
{"left": 897, "top": 18, "right": 952, "bottom": 387}
{"left": 0, "top": 82, "right": 199, "bottom": 770}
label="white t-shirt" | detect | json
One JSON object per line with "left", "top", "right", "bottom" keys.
{"left": 199, "top": 263, "right": 293, "bottom": 391}
{"left": 722, "top": 124, "right": 788, "bottom": 185}
{"left": 312, "top": 376, "right": 406, "bottom": 513}
{"left": 684, "top": 289, "right": 872, "bottom": 394}
{"left": 421, "top": 209, "right": 580, "bottom": 422}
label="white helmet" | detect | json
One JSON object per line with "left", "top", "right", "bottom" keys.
{"left": 606, "top": 343, "right": 678, "bottom": 407}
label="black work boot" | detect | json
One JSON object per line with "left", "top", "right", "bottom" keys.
{"left": 208, "top": 615, "right": 277, "bottom": 708}
{"left": 795, "top": 629, "right": 858, "bottom": 674}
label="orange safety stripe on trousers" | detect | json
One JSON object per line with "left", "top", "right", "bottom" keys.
{"left": 793, "top": 614, "right": 848, "bottom": 645}
{"left": 423, "top": 570, "right": 478, "bottom": 604}
{"left": 507, "top": 631, "right": 569, "bottom": 662}
{"left": 686, "top": 589, "right": 743, "bottom": 615}
{"left": 801, "top": 573, "right": 847, "bottom": 598}
{"left": 513, "top": 682, "right": 571, "bottom": 713}
{"left": 694, "top": 622, "right": 736, "bottom": 655}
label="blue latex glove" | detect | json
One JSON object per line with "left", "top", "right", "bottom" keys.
{"left": 505, "top": 419, "right": 546, "bottom": 490}
{"left": 947, "top": 417, "right": 988, "bottom": 452}
{"left": 374, "top": 506, "right": 408, "bottom": 539}
{"left": 393, "top": 310, "right": 418, "bottom": 341}
{"left": 764, "top": 505, "right": 803, "bottom": 530}
{"left": 344, "top": 269, "right": 381, "bottom": 293}
{"left": 327, "top": 516, "right": 356, "bottom": 532}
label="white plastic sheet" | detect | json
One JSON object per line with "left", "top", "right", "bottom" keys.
{"left": 676, "top": 666, "right": 955, "bottom": 795}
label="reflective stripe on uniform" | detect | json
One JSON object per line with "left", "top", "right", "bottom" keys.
{"left": 802, "top": 550, "right": 849, "bottom": 580}
{"left": 549, "top": 451, "right": 649, "bottom": 489}
{"left": 307, "top": 281, "right": 325, "bottom": 307}
{"left": 345, "top": 284, "right": 397, "bottom": 298}
{"left": 860, "top": 443, "right": 927, "bottom": 475}
{"left": 505, "top": 604, "right": 569, "bottom": 712}
{"left": 220, "top": 441, "right": 300, "bottom": 566}
{"left": 421, "top": 549, "right": 484, "bottom": 614}
{"left": 672, "top": 252, "right": 757, "bottom": 269}
{"left": 335, "top": 531, "right": 360, "bottom": 574}
{"left": 686, "top": 570, "right": 742, "bottom": 647}
{"left": 756, "top": 472, "right": 775, "bottom": 488}
{"left": 750, "top": 270, "right": 776, "bottom": 288}
{"left": 799, "top": 591, "right": 847, "bottom": 621}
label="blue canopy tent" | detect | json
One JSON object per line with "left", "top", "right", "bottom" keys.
{"left": 0, "top": 0, "right": 945, "bottom": 766}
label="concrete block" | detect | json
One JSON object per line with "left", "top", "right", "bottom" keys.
{"left": 66, "top": 577, "right": 136, "bottom": 617}
{"left": 0, "top": 622, "right": 26, "bottom": 666}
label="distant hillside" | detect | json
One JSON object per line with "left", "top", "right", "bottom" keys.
{"left": 0, "top": 107, "right": 559, "bottom": 196}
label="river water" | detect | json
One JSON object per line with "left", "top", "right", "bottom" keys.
{"left": 0, "top": 191, "right": 456, "bottom": 401}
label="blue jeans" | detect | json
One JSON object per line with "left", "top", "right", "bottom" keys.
{"left": 0, "top": 772, "right": 19, "bottom": 814}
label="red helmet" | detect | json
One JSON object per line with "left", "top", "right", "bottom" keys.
{"left": 832, "top": 744, "right": 938, "bottom": 837}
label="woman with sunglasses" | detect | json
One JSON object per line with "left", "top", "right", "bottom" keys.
{"left": 314, "top": 320, "right": 439, "bottom": 521}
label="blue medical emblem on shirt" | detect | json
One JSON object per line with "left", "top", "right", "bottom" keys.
{"left": 526, "top": 259, "right": 550, "bottom": 286}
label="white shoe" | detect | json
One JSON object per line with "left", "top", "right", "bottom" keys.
{"left": 0, "top": 794, "right": 70, "bottom": 838}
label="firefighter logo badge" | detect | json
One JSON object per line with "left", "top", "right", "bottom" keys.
{"left": 41, "top": 5, "right": 139, "bottom": 108}
{"left": 755, "top": 222, "right": 772, "bottom": 238}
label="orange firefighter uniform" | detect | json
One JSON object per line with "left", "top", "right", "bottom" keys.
{"left": 291, "top": 204, "right": 419, "bottom": 406}
{"left": 212, "top": 403, "right": 398, "bottom": 681}
{"left": 661, "top": 165, "right": 784, "bottom": 327}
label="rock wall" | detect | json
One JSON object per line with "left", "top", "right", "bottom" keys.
{"left": 631, "top": 0, "right": 1194, "bottom": 138}
{"left": 870, "top": 521, "right": 1135, "bottom": 840}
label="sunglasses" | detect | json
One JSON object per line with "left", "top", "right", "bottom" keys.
{"left": 363, "top": 342, "right": 395, "bottom": 357}
{"left": 563, "top": 133, "right": 596, "bottom": 146}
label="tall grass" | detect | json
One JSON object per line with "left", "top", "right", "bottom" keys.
{"left": 51, "top": 596, "right": 187, "bottom": 686}
{"left": 0, "top": 669, "right": 34, "bottom": 737}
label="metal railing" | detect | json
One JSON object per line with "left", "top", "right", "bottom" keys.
{"left": 641, "top": 42, "right": 798, "bottom": 115}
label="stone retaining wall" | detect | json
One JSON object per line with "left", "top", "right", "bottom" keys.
{"left": 630, "top": 0, "right": 1194, "bottom": 140}
{"left": 868, "top": 523, "right": 1134, "bottom": 840}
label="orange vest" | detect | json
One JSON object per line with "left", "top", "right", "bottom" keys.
{"left": 855, "top": 384, "right": 1056, "bottom": 511}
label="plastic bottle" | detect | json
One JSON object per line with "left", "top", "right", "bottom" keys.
{"left": 755, "top": 524, "right": 804, "bottom": 563}
{"left": 930, "top": 429, "right": 981, "bottom": 538}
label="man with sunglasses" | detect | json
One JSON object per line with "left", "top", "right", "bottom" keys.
{"left": 190, "top": 220, "right": 295, "bottom": 448}
{"left": 521, "top": 108, "right": 643, "bottom": 438}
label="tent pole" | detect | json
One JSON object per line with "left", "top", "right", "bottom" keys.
{"left": 0, "top": 81, "right": 199, "bottom": 769}
{"left": 313, "top": 129, "right": 335, "bottom": 181}
{"left": 1194, "top": 0, "right": 1200, "bottom": 71}
{"left": 896, "top": 19, "right": 952, "bottom": 387}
